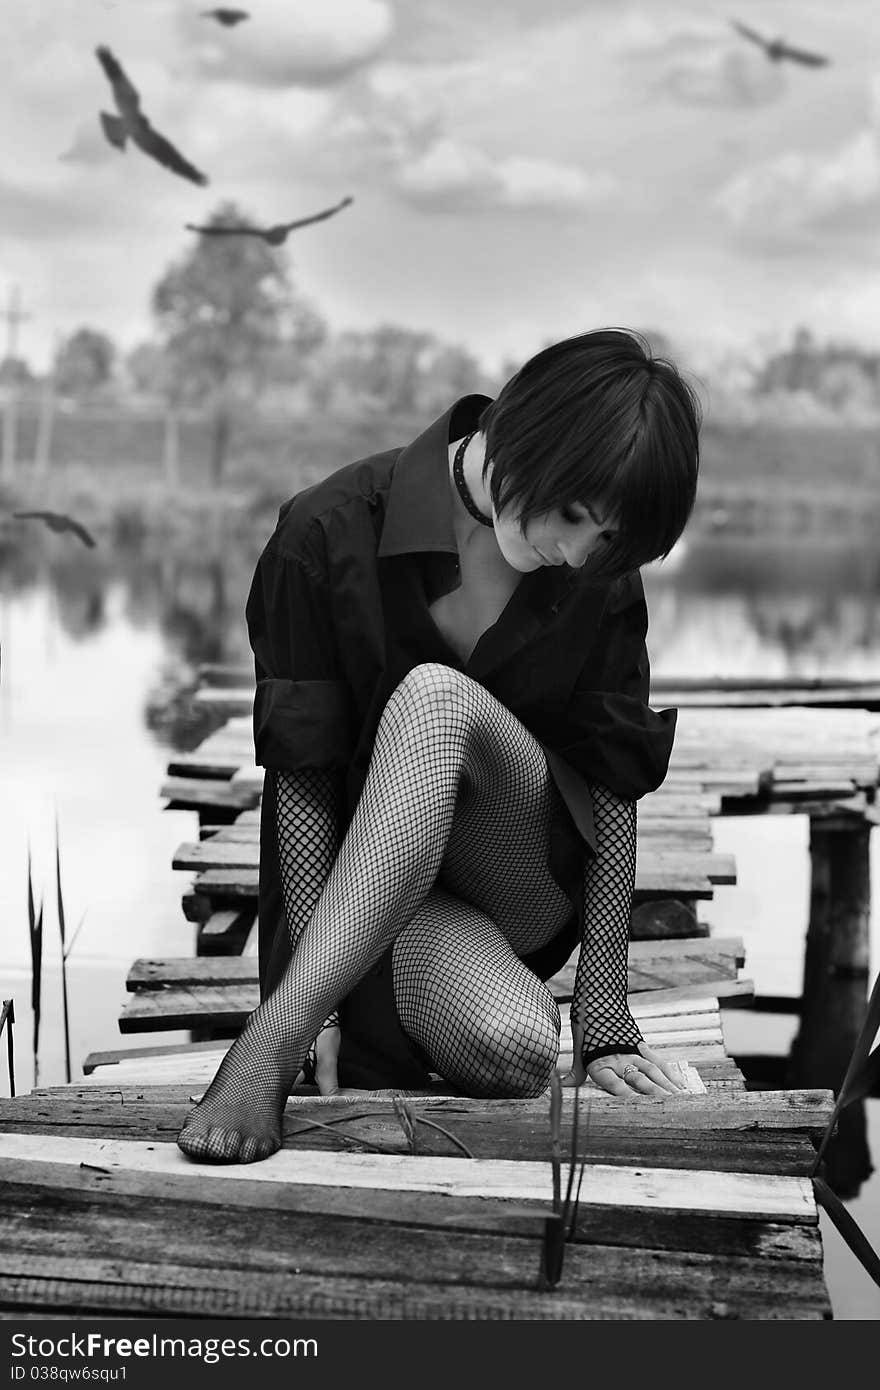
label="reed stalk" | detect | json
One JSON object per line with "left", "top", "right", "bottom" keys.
{"left": 0, "top": 999, "right": 15, "bottom": 1097}
{"left": 26, "top": 842, "right": 44, "bottom": 1089}
{"left": 542, "top": 1076, "right": 589, "bottom": 1289}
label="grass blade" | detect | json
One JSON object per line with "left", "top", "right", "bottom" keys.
{"left": 55, "top": 812, "right": 72, "bottom": 1083}
{"left": 392, "top": 1095, "right": 418, "bottom": 1153}
{"left": 814, "top": 1178, "right": 880, "bottom": 1289}
{"left": 542, "top": 1080, "right": 591, "bottom": 1289}
{"left": 549, "top": 1070, "right": 562, "bottom": 1213}
{"left": 0, "top": 999, "right": 15, "bottom": 1097}
{"left": 26, "top": 842, "right": 43, "bottom": 1088}
{"left": 414, "top": 1115, "right": 475, "bottom": 1159}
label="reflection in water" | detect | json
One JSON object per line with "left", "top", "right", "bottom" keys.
{"left": 0, "top": 525, "right": 263, "bottom": 752}
{"left": 645, "top": 536, "right": 880, "bottom": 678}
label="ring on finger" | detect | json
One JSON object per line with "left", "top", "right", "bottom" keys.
{"left": 622, "top": 1064, "right": 639, "bottom": 1083}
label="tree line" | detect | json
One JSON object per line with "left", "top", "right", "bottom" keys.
{"left": 2, "top": 202, "right": 880, "bottom": 483}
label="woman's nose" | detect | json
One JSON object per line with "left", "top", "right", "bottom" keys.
{"left": 561, "top": 533, "right": 594, "bottom": 568}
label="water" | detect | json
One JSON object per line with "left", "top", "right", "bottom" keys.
{"left": 0, "top": 526, "right": 878, "bottom": 1318}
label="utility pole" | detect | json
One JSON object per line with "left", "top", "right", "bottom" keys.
{"left": 1, "top": 285, "right": 31, "bottom": 484}
{"left": 34, "top": 330, "right": 61, "bottom": 478}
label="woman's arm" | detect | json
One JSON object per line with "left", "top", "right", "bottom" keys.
{"left": 276, "top": 766, "right": 343, "bottom": 1093}
{"left": 564, "top": 781, "right": 684, "bottom": 1097}
{"left": 276, "top": 767, "right": 340, "bottom": 953}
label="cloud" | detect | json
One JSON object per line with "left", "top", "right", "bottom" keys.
{"left": 656, "top": 46, "right": 785, "bottom": 109}
{"left": 58, "top": 121, "right": 118, "bottom": 168}
{"left": 394, "top": 137, "right": 615, "bottom": 212}
{"left": 176, "top": 0, "right": 393, "bottom": 88}
{"left": 715, "top": 126, "right": 880, "bottom": 241}
{"left": 616, "top": 14, "right": 786, "bottom": 110}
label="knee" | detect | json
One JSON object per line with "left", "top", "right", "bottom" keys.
{"left": 380, "top": 663, "right": 471, "bottom": 735}
{"left": 470, "top": 999, "right": 560, "bottom": 1099}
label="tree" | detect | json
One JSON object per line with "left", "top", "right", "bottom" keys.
{"left": 416, "top": 342, "right": 488, "bottom": 414}
{"left": 0, "top": 355, "right": 34, "bottom": 389}
{"left": 324, "top": 325, "right": 436, "bottom": 415}
{"left": 125, "top": 341, "right": 173, "bottom": 401}
{"left": 152, "top": 202, "right": 316, "bottom": 484}
{"left": 53, "top": 328, "right": 117, "bottom": 399}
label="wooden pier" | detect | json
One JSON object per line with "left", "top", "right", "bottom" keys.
{"left": 1, "top": 674, "right": 878, "bottom": 1319}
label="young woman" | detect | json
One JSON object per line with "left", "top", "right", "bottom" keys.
{"left": 178, "top": 328, "right": 702, "bottom": 1164}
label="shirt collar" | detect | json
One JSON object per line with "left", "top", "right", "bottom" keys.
{"left": 377, "top": 394, "right": 491, "bottom": 558}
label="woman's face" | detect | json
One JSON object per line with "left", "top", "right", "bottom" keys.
{"left": 493, "top": 499, "right": 620, "bottom": 573}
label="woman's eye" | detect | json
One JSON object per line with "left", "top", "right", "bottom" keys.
{"left": 561, "top": 506, "right": 580, "bottom": 524}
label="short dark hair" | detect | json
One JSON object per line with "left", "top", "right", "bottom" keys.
{"left": 478, "top": 328, "right": 701, "bottom": 578}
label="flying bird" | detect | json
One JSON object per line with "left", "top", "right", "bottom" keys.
{"left": 730, "top": 19, "right": 830, "bottom": 68}
{"left": 13, "top": 511, "right": 97, "bottom": 549}
{"left": 95, "top": 45, "right": 209, "bottom": 186}
{"left": 185, "top": 196, "right": 354, "bottom": 245}
{"left": 201, "top": 7, "right": 251, "bottom": 24}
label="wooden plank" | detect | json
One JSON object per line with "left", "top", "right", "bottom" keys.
{"left": 202, "top": 818, "right": 720, "bottom": 850}
{"left": 0, "top": 1135, "right": 819, "bottom": 1220}
{"left": 193, "top": 688, "right": 253, "bottom": 715}
{"left": 119, "top": 985, "right": 255, "bottom": 1031}
{"left": 198, "top": 907, "right": 255, "bottom": 942}
{"left": 0, "top": 1154, "right": 822, "bottom": 1262}
{"left": 83, "top": 1038, "right": 239, "bottom": 1074}
{"left": 550, "top": 937, "right": 745, "bottom": 998}
{"left": 166, "top": 754, "right": 244, "bottom": 780}
{"left": 652, "top": 675, "right": 880, "bottom": 697}
{"left": 5, "top": 1089, "right": 833, "bottom": 1139}
{"left": 121, "top": 937, "right": 746, "bottom": 1027}
{"left": 160, "top": 778, "right": 259, "bottom": 812}
{"left": 127, "top": 956, "right": 258, "bottom": 988}
{"left": 187, "top": 867, "right": 724, "bottom": 901}
{"left": 0, "top": 1244, "right": 829, "bottom": 1320}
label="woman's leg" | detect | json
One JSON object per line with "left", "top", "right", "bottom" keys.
{"left": 177, "top": 663, "right": 571, "bottom": 1162}
{"left": 392, "top": 889, "right": 562, "bottom": 1098}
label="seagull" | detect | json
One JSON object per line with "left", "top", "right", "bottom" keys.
{"left": 730, "top": 19, "right": 830, "bottom": 67}
{"left": 13, "top": 511, "right": 97, "bottom": 548}
{"left": 201, "top": 7, "right": 251, "bottom": 24}
{"left": 185, "top": 196, "right": 354, "bottom": 245}
{"left": 95, "top": 45, "right": 209, "bottom": 186}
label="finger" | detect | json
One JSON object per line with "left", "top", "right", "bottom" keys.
{"left": 588, "top": 1066, "right": 632, "bottom": 1098}
{"left": 639, "top": 1045, "right": 687, "bottom": 1091}
{"left": 623, "top": 1068, "right": 662, "bottom": 1096}
{"left": 627, "top": 1069, "right": 676, "bottom": 1098}
{"left": 635, "top": 1060, "right": 682, "bottom": 1095}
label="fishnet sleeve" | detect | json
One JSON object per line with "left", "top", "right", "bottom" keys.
{"left": 570, "top": 781, "right": 644, "bottom": 1067}
{"left": 275, "top": 767, "right": 340, "bottom": 951}
{"left": 276, "top": 767, "right": 342, "bottom": 1057}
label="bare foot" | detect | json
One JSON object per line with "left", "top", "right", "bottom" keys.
{"left": 176, "top": 1014, "right": 303, "bottom": 1164}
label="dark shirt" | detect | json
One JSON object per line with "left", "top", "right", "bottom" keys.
{"left": 246, "top": 395, "right": 677, "bottom": 993}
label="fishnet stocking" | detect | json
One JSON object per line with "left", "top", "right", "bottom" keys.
{"left": 178, "top": 663, "right": 636, "bottom": 1163}
{"left": 572, "top": 783, "right": 643, "bottom": 1066}
{"left": 392, "top": 889, "right": 562, "bottom": 1098}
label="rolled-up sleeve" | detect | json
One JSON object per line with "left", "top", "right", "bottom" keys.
{"left": 554, "top": 572, "right": 676, "bottom": 801}
{"left": 246, "top": 538, "right": 357, "bottom": 771}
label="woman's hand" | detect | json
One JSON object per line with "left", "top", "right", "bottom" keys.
{"left": 294, "top": 1015, "right": 342, "bottom": 1096}
{"left": 560, "top": 1041, "right": 687, "bottom": 1097}
{"left": 313, "top": 1018, "right": 342, "bottom": 1095}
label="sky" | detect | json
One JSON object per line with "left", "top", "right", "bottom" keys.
{"left": 2, "top": 0, "right": 879, "bottom": 376}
